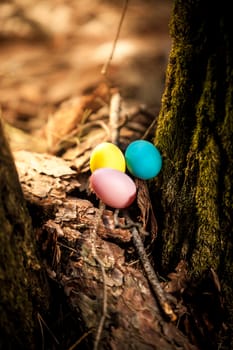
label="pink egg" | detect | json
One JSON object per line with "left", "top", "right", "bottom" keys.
{"left": 90, "top": 168, "right": 137, "bottom": 208}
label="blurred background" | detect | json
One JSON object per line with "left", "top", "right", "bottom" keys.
{"left": 0, "top": 0, "right": 172, "bottom": 134}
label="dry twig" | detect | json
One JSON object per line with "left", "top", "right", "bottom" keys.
{"left": 37, "top": 312, "right": 60, "bottom": 350}
{"left": 90, "top": 201, "right": 108, "bottom": 350}
{"left": 109, "top": 91, "right": 177, "bottom": 321}
{"left": 124, "top": 214, "right": 177, "bottom": 321}
{"left": 101, "top": 0, "right": 129, "bottom": 76}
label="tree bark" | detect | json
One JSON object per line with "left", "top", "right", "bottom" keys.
{"left": 154, "top": 1, "right": 233, "bottom": 347}
{"left": 0, "top": 119, "right": 48, "bottom": 349}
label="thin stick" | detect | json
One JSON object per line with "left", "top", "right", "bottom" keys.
{"left": 109, "top": 91, "right": 176, "bottom": 320}
{"left": 142, "top": 117, "right": 158, "bottom": 141}
{"left": 67, "top": 329, "right": 93, "bottom": 350}
{"left": 37, "top": 312, "right": 60, "bottom": 349}
{"left": 90, "top": 75, "right": 124, "bottom": 350}
{"left": 37, "top": 313, "right": 45, "bottom": 350}
{"left": 109, "top": 92, "right": 121, "bottom": 145}
{"left": 91, "top": 84, "right": 124, "bottom": 349}
{"left": 125, "top": 215, "right": 177, "bottom": 321}
{"left": 101, "top": 0, "right": 129, "bottom": 76}
{"left": 90, "top": 202, "right": 108, "bottom": 350}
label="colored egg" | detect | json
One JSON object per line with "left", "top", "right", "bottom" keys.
{"left": 90, "top": 142, "right": 126, "bottom": 173}
{"left": 90, "top": 168, "right": 136, "bottom": 208}
{"left": 125, "top": 140, "right": 162, "bottom": 180}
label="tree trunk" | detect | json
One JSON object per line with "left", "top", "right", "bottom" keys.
{"left": 0, "top": 119, "right": 48, "bottom": 349}
{"left": 154, "top": 0, "right": 233, "bottom": 347}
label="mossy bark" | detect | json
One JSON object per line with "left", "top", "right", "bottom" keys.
{"left": 0, "top": 119, "right": 48, "bottom": 349}
{"left": 154, "top": 0, "right": 233, "bottom": 345}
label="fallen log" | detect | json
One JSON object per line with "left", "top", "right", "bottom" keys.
{"left": 14, "top": 150, "right": 198, "bottom": 350}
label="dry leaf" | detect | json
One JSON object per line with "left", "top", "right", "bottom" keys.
{"left": 14, "top": 150, "right": 80, "bottom": 199}
{"left": 43, "top": 83, "right": 110, "bottom": 153}
{"left": 14, "top": 150, "right": 76, "bottom": 177}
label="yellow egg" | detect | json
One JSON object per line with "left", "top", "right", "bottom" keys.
{"left": 90, "top": 142, "right": 126, "bottom": 173}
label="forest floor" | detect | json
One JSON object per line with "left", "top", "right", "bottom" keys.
{"left": 0, "top": 0, "right": 171, "bottom": 139}
{"left": 1, "top": 1, "right": 228, "bottom": 350}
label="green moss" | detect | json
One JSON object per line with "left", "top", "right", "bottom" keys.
{"left": 191, "top": 135, "right": 221, "bottom": 274}
{"left": 153, "top": 0, "right": 233, "bottom": 345}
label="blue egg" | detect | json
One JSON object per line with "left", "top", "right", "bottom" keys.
{"left": 125, "top": 140, "right": 162, "bottom": 180}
